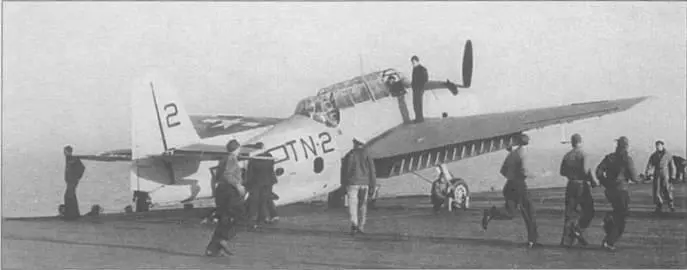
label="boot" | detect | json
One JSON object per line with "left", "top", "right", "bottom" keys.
{"left": 219, "top": 240, "right": 233, "bottom": 256}
{"left": 572, "top": 226, "right": 588, "bottom": 246}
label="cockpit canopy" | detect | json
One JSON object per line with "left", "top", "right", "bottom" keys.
{"left": 294, "top": 93, "right": 340, "bottom": 127}
{"left": 294, "top": 68, "right": 408, "bottom": 127}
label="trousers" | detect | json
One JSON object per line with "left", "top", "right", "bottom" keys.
{"left": 63, "top": 182, "right": 80, "bottom": 219}
{"left": 247, "top": 186, "right": 272, "bottom": 225}
{"left": 561, "top": 180, "right": 595, "bottom": 245}
{"left": 347, "top": 185, "right": 369, "bottom": 229}
{"left": 206, "top": 215, "right": 237, "bottom": 254}
{"left": 412, "top": 87, "right": 424, "bottom": 122}
{"left": 652, "top": 173, "right": 674, "bottom": 208}
{"left": 603, "top": 188, "right": 629, "bottom": 245}
{"left": 491, "top": 182, "right": 538, "bottom": 242}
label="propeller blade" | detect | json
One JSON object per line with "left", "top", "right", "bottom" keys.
{"left": 461, "top": 40, "right": 473, "bottom": 88}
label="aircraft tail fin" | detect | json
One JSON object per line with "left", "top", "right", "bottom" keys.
{"left": 131, "top": 72, "right": 200, "bottom": 159}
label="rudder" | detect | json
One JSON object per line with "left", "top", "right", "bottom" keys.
{"left": 131, "top": 72, "right": 200, "bottom": 159}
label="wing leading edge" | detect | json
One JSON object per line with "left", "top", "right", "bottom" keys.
{"left": 367, "top": 96, "right": 649, "bottom": 178}
{"left": 77, "top": 114, "right": 283, "bottom": 162}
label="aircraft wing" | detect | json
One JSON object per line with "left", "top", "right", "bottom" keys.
{"left": 367, "top": 96, "right": 649, "bottom": 178}
{"left": 78, "top": 114, "right": 284, "bottom": 161}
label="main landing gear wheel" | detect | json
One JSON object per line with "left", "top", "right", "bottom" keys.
{"left": 449, "top": 178, "right": 470, "bottom": 212}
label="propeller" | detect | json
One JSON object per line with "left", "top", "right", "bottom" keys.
{"left": 462, "top": 39, "right": 473, "bottom": 88}
{"left": 444, "top": 39, "right": 473, "bottom": 94}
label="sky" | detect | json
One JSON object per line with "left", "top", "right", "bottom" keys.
{"left": 2, "top": 2, "right": 686, "bottom": 216}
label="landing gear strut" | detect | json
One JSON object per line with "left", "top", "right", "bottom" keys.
{"left": 415, "top": 164, "right": 471, "bottom": 212}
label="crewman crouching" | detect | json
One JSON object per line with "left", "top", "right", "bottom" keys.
{"left": 430, "top": 164, "right": 453, "bottom": 213}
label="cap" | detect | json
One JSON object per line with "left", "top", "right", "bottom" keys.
{"left": 615, "top": 136, "right": 629, "bottom": 146}
{"left": 571, "top": 133, "right": 582, "bottom": 145}
{"left": 655, "top": 140, "right": 665, "bottom": 146}
{"left": 226, "top": 139, "right": 240, "bottom": 152}
{"left": 410, "top": 55, "right": 419, "bottom": 62}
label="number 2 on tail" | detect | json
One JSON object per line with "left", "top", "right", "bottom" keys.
{"left": 164, "top": 103, "right": 180, "bottom": 128}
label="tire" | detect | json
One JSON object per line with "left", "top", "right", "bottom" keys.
{"left": 449, "top": 178, "right": 470, "bottom": 211}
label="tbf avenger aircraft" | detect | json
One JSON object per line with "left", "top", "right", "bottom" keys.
{"left": 79, "top": 40, "right": 648, "bottom": 211}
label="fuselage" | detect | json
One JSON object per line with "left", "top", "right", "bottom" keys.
{"left": 132, "top": 68, "right": 479, "bottom": 206}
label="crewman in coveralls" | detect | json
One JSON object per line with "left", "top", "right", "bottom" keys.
{"left": 481, "top": 134, "right": 541, "bottom": 248}
{"left": 644, "top": 140, "right": 676, "bottom": 213}
{"left": 559, "top": 134, "right": 598, "bottom": 247}
{"left": 205, "top": 140, "right": 246, "bottom": 257}
{"left": 595, "top": 136, "right": 639, "bottom": 251}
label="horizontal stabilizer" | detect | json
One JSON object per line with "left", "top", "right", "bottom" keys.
{"left": 76, "top": 149, "right": 132, "bottom": 162}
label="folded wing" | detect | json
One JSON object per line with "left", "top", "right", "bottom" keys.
{"left": 367, "top": 96, "right": 649, "bottom": 178}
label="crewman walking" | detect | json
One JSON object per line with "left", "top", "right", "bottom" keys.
{"left": 595, "top": 136, "right": 639, "bottom": 251}
{"left": 344, "top": 139, "right": 377, "bottom": 235}
{"left": 559, "top": 134, "right": 598, "bottom": 247}
{"left": 245, "top": 143, "right": 279, "bottom": 229}
{"left": 206, "top": 139, "right": 246, "bottom": 257}
{"left": 63, "top": 145, "right": 85, "bottom": 220}
{"left": 645, "top": 140, "right": 676, "bottom": 213}
{"left": 481, "top": 134, "right": 541, "bottom": 248}
{"left": 410, "top": 56, "right": 429, "bottom": 123}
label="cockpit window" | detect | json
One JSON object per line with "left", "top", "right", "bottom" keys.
{"left": 351, "top": 84, "right": 372, "bottom": 103}
{"left": 294, "top": 93, "right": 340, "bottom": 128}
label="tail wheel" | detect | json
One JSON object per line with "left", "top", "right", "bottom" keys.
{"left": 450, "top": 178, "right": 470, "bottom": 211}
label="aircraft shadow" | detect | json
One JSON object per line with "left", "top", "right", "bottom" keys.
{"left": 244, "top": 225, "right": 650, "bottom": 252}
{"left": 368, "top": 205, "right": 687, "bottom": 220}
{"left": 3, "top": 234, "right": 203, "bottom": 258}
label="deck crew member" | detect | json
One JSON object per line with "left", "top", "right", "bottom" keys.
{"left": 673, "top": 155, "right": 686, "bottom": 183}
{"left": 383, "top": 69, "right": 412, "bottom": 124}
{"left": 410, "top": 56, "right": 429, "bottom": 123}
{"left": 481, "top": 134, "right": 541, "bottom": 248}
{"left": 63, "top": 145, "right": 85, "bottom": 220}
{"left": 595, "top": 136, "right": 639, "bottom": 251}
{"left": 344, "top": 139, "right": 377, "bottom": 235}
{"left": 206, "top": 139, "right": 246, "bottom": 257}
{"left": 645, "top": 140, "right": 676, "bottom": 213}
{"left": 245, "top": 144, "right": 279, "bottom": 229}
{"left": 559, "top": 134, "right": 598, "bottom": 247}
{"left": 430, "top": 165, "right": 454, "bottom": 214}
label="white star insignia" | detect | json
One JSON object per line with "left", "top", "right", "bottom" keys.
{"left": 201, "top": 118, "right": 260, "bottom": 130}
